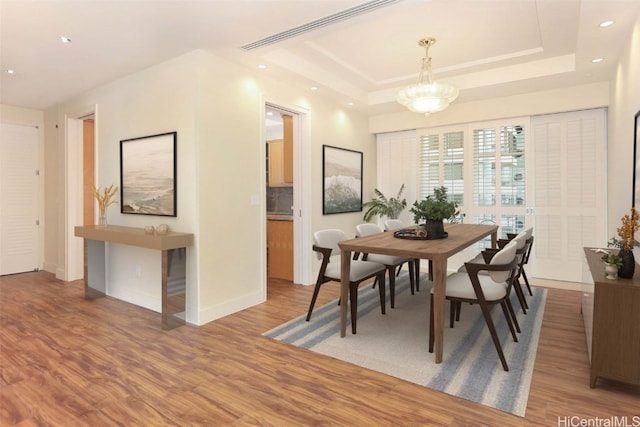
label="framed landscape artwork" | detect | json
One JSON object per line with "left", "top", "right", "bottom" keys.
{"left": 120, "top": 132, "right": 177, "bottom": 217}
{"left": 634, "top": 111, "right": 640, "bottom": 208}
{"left": 322, "top": 144, "right": 363, "bottom": 215}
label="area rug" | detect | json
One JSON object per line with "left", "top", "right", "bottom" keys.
{"left": 263, "top": 272, "right": 547, "bottom": 417}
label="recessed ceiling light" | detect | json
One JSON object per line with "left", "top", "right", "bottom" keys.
{"left": 60, "top": 36, "right": 72, "bottom": 43}
{"left": 4, "top": 69, "right": 15, "bottom": 74}
{"left": 266, "top": 111, "right": 273, "bottom": 116}
{"left": 310, "top": 86, "right": 318, "bottom": 91}
{"left": 599, "top": 20, "right": 614, "bottom": 28}
{"left": 592, "top": 58, "right": 604, "bottom": 63}
{"left": 257, "top": 64, "right": 266, "bottom": 69}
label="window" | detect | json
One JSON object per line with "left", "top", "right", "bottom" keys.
{"left": 418, "top": 130, "right": 464, "bottom": 206}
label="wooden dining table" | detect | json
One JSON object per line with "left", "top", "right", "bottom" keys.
{"left": 338, "top": 223, "right": 498, "bottom": 364}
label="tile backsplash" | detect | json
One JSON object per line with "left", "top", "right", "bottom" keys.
{"left": 267, "top": 186, "right": 293, "bottom": 214}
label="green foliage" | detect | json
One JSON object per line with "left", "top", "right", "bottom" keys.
{"left": 410, "top": 186, "right": 459, "bottom": 223}
{"left": 362, "top": 185, "right": 407, "bottom": 222}
{"left": 601, "top": 252, "right": 623, "bottom": 268}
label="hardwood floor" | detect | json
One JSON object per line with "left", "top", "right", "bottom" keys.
{"left": 0, "top": 272, "right": 638, "bottom": 426}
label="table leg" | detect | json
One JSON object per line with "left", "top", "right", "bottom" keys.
{"left": 340, "top": 249, "right": 351, "bottom": 337}
{"left": 162, "top": 248, "right": 186, "bottom": 330}
{"left": 432, "top": 257, "right": 447, "bottom": 364}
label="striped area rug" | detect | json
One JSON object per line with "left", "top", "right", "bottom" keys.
{"left": 263, "top": 272, "right": 546, "bottom": 417}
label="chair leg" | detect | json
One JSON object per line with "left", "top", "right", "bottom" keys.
{"left": 449, "top": 299, "right": 456, "bottom": 328}
{"left": 477, "top": 299, "right": 509, "bottom": 371}
{"left": 350, "top": 282, "right": 358, "bottom": 334}
{"left": 505, "top": 298, "right": 521, "bottom": 333}
{"left": 414, "top": 259, "right": 421, "bottom": 292}
{"left": 429, "top": 294, "right": 435, "bottom": 353}
{"left": 306, "top": 282, "right": 323, "bottom": 321}
{"left": 455, "top": 301, "right": 462, "bottom": 322}
{"left": 408, "top": 261, "right": 415, "bottom": 295}
{"left": 388, "top": 266, "right": 396, "bottom": 308}
{"left": 500, "top": 301, "right": 518, "bottom": 343}
{"left": 371, "top": 277, "right": 377, "bottom": 289}
{"left": 522, "top": 269, "right": 533, "bottom": 296}
{"left": 396, "top": 262, "right": 403, "bottom": 277}
{"left": 513, "top": 278, "right": 528, "bottom": 314}
{"left": 377, "top": 272, "right": 386, "bottom": 315}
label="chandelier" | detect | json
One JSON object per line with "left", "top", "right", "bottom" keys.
{"left": 396, "top": 37, "right": 459, "bottom": 116}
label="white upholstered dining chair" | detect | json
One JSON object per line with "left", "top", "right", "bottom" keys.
{"left": 307, "top": 229, "right": 387, "bottom": 334}
{"left": 429, "top": 240, "right": 519, "bottom": 371}
{"left": 355, "top": 223, "right": 416, "bottom": 307}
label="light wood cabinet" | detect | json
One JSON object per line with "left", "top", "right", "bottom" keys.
{"left": 583, "top": 247, "right": 640, "bottom": 388}
{"left": 267, "top": 220, "right": 293, "bottom": 280}
{"left": 268, "top": 139, "right": 285, "bottom": 187}
{"left": 267, "top": 114, "right": 293, "bottom": 187}
{"left": 282, "top": 114, "right": 293, "bottom": 183}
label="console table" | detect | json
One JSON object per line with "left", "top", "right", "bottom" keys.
{"left": 74, "top": 225, "right": 194, "bottom": 330}
{"left": 583, "top": 247, "right": 640, "bottom": 388}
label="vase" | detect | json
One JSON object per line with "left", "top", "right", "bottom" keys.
{"left": 618, "top": 249, "right": 635, "bottom": 279}
{"left": 424, "top": 219, "right": 447, "bottom": 239}
{"left": 604, "top": 263, "right": 619, "bottom": 280}
{"left": 97, "top": 208, "right": 107, "bottom": 228}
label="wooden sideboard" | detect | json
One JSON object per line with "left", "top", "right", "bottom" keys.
{"left": 74, "top": 225, "right": 194, "bottom": 330}
{"left": 583, "top": 247, "right": 640, "bottom": 388}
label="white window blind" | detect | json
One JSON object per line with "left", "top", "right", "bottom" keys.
{"left": 418, "top": 131, "right": 464, "bottom": 206}
{"left": 418, "top": 133, "right": 440, "bottom": 199}
{"left": 473, "top": 128, "right": 496, "bottom": 207}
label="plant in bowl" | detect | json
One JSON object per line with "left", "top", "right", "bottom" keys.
{"left": 601, "top": 252, "right": 622, "bottom": 268}
{"left": 362, "top": 184, "right": 407, "bottom": 222}
{"left": 410, "top": 186, "right": 459, "bottom": 239}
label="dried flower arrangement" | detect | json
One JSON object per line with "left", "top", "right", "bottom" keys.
{"left": 609, "top": 207, "right": 640, "bottom": 251}
{"left": 94, "top": 184, "right": 118, "bottom": 226}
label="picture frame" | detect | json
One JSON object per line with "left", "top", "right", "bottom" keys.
{"left": 120, "top": 132, "right": 177, "bottom": 217}
{"left": 634, "top": 111, "right": 640, "bottom": 208}
{"left": 322, "top": 144, "right": 363, "bottom": 215}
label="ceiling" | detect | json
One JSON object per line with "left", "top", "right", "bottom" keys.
{"left": 1, "top": 0, "right": 639, "bottom": 117}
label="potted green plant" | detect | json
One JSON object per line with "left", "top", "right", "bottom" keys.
{"left": 601, "top": 252, "right": 622, "bottom": 279}
{"left": 410, "top": 186, "right": 459, "bottom": 239}
{"left": 362, "top": 184, "right": 407, "bottom": 222}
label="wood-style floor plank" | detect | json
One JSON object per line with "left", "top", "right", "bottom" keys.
{"left": 0, "top": 272, "right": 638, "bottom": 426}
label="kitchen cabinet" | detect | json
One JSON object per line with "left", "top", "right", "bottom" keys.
{"left": 268, "top": 139, "right": 285, "bottom": 186}
{"left": 583, "top": 247, "right": 640, "bottom": 388}
{"left": 282, "top": 114, "right": 293, "bottom": 183}
{"left": 267, "top": 219, "right": 293, "bottom": 280}
{"left": 267, "top": 114, "right": 293, "bottom": 187}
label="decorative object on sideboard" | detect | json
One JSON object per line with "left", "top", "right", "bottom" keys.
{"left": 409, "top": 186, "right": 459, "bottom": 239}
{"left": 601, "top": 252, "right": 622, "bottom": 279}
{"left": 608, "top": 207, "right": 640, "bottom": 279}
{"left": 144, "top": 225, "right": 155, "bottom": 234}
{"left": 156, "top": 224, "right": 169, "bottom": 235}
{"left": 93, "top": 184, "right": 118, "bottom": 228}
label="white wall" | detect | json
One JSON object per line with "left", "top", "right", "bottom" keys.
{"left": 608, "top": 17, "right": 640, "bottom": 237}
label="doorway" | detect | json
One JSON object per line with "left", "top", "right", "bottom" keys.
{"left": 265, "top": 105, "right": 295, "bottom": 283}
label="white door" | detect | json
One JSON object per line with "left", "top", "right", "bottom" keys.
{"left": 0, "top": 123, "right": 39, "bottom": 275}
{"left": 531, "top": 109, "right": 607, "bottom": 282}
